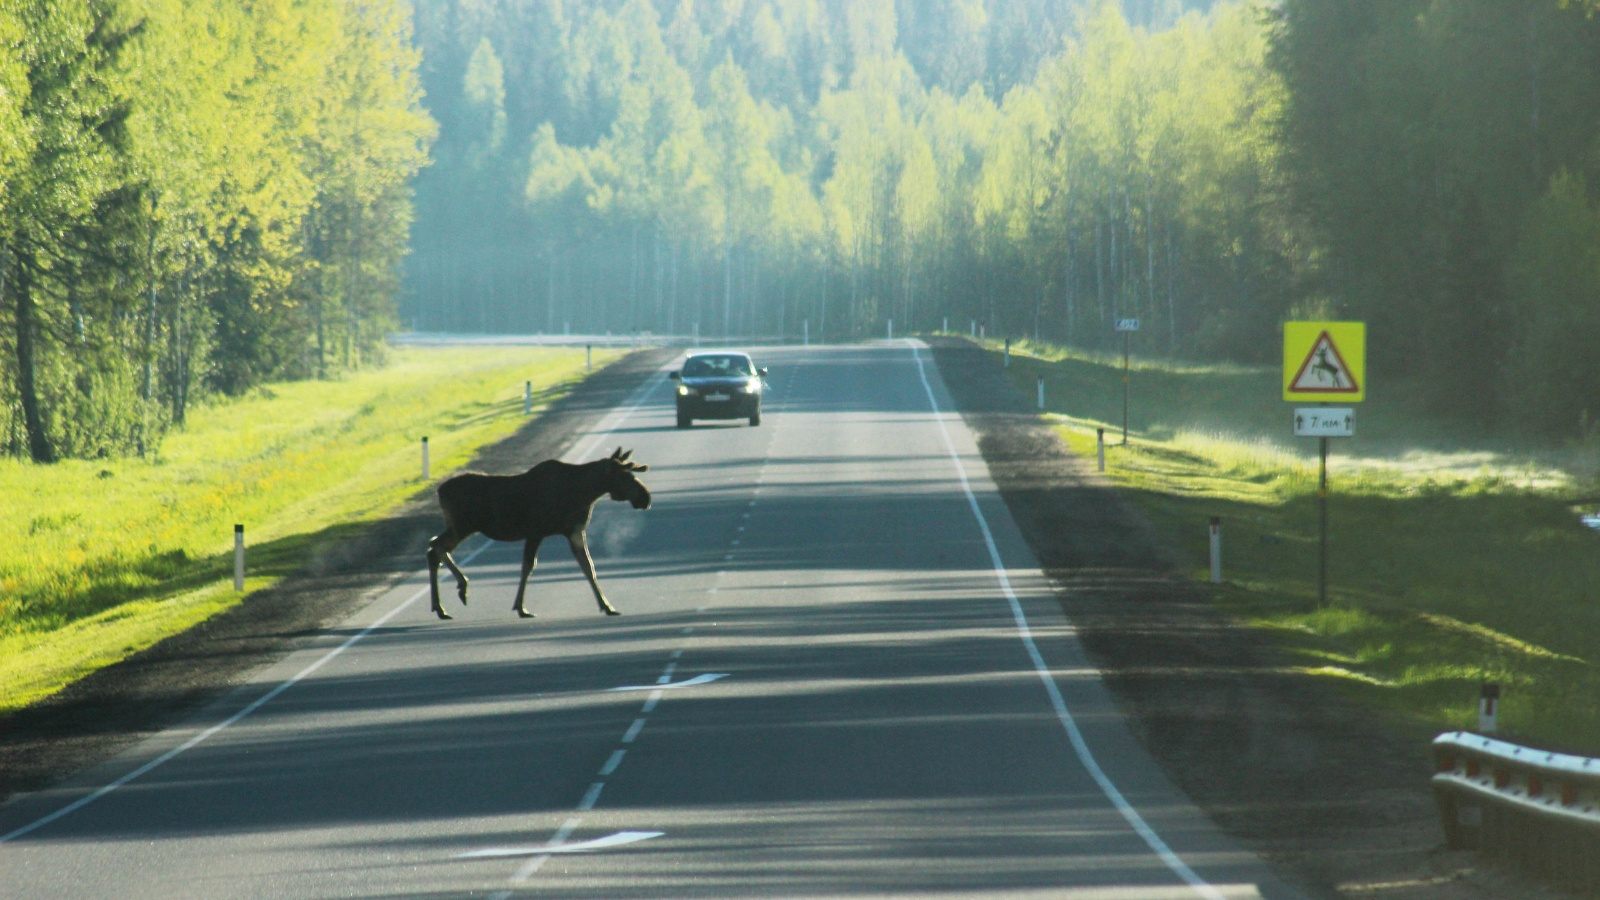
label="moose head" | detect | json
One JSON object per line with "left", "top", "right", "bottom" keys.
{"left": 605, "top": 446, "right": 652, "bottom": 509}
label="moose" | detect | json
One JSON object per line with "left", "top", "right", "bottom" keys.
{"left": 426, "top": 447, "right": 652, "bottom": 620}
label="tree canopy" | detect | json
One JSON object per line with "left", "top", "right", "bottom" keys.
{"left": 0, "top": 0, "right": 434, "bottom": 461}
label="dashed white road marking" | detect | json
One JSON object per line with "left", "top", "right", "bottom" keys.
{"left": 610, "top": 673, "right": 727, "bottom": 693}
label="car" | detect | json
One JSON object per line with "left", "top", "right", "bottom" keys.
{"left": 669, "top": 351, "right": 768, "bottom": 428}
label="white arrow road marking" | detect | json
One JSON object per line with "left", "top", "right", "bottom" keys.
{"left": 608, "top": 673, "right": 727, "bottom": 691}
{"left": 459, "top": 831, "right": 665, "bottom": 859}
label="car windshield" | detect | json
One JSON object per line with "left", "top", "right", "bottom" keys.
{"left": 682, "top": 355, "right": 752, "bottom": 378}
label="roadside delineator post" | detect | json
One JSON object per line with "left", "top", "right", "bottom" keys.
{"left": 942, "top": 316, "right": 948, "bottom": 333}
{"left": 1209, "top": 517, "right": 1223, "bottom": 583}
{"left": 803, "top": 318, "right": 809, "bottom": 346}
{"left": 422, "top": 436, "right": 430, "bottom": 481}
{"left": 586, "top": 344, "right": 592, "bottom": 370}
{"left": 524, "top": 381, "right": 532, "bottom": 416}
{"left": 1036, "top": 376, "right": 1044, "bottom": 410}
{"left": 234, "top": 524, "right": 244, "bottom": 592}
{"left": 1097, "top": 428, "right": 1106, "bottom": 472}
{"left": 970, "top": 319, "right": 976, "bottom": 338}
{"left": 1480, "top": 683, "right": 1500, "bottom": 734}
{"left": 1005, "top": 338, "right": 1011, "bottom": 368}
{"left": 887, "top": 318, "right": 894, "bottom": 340}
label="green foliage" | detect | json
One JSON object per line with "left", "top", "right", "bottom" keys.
{"left": 1269, "top": 0, "right": 1600, "bottom": 430}
{"left": 1002, "top": 337, "right": 1600, "bottom": 751}
{"left": 0, "top": 0, "right": 435, "bottom": 461}
{"left": 1504, "top": 172, "right": 1600, "bottom": 437}
{"left": 0, "top": 345, "right": 613, "bottom": 712}
{"left": 411, "top": 0, "right": 1280, "bottom": 352}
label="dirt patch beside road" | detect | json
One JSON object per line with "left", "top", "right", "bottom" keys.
{"left": 927, "top": 337, "right": 1566, "bottom": 900}
{"left": 0, "top": 347, "right": 677, "bottom": 807}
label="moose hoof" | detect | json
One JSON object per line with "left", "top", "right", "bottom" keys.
{"left": 516, "top": 609, "right": 535, "bottom": 619}
{"left": 603, "top": 608, "right": 621, "bottom": 617}
{"left": 433, "top": 608, "right": 453, "bottom": 621}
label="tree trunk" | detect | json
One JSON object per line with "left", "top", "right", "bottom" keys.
{"left": 12, "top": 252, "right": 55, "bottom": 463}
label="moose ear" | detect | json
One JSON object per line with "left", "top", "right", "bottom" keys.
{"left": 618, "top": 448, "right": 633, "bottom": 462}
{"left": 610, "top": 446, "right": 624, "bottom": 460}
{"left": 630, "top": 464, "right": 648, "bottom": 473}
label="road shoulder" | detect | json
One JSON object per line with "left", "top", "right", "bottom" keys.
{"left": 926, "top": 336, "right": 1566, "bottom": 900}
{"left": 0, "top": 347, "right": 678, "bottom": 806}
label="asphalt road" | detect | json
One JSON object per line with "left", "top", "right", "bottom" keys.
{"left": 0, "top": 342, "right": 1299, "bottom": 899}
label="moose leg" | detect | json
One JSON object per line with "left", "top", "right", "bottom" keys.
{"left": 512, "top": 537, "right": 543, "bottom": 618}
{"left": 567, "top": 531, "right": 619, "bottom": 616}
{"left": 426, "top": 528, "right": 470, "bottom": 619}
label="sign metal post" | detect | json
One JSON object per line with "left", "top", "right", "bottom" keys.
{"left": 1115, "top": 318, "right": 1138, "bottom": 444}
{"left": 1284, "top": 322, "right": 1365, "bottom": 609}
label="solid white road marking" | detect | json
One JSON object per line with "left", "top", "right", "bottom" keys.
{"left": 908, "top": 341, "right": 1226, "bottom": 900}
{"left": 0, "top": 540, "right": 498, "bottom": 845}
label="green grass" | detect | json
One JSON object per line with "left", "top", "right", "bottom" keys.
{"left": 986, "top": 337, "right": 1600, "bottom": 753}
{"left": 0, "top": 345, "right": 622, "bottom": 713}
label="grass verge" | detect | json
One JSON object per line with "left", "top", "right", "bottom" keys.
{"left": 0, "top": 345, "right": 622, "bottom": 713}
{"left": 987, "top": 337, "right": 1600, "bottom": 753}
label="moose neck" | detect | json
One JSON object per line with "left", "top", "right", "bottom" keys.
{"left": 572, "top": 458, "right": 616, "bottom": 507}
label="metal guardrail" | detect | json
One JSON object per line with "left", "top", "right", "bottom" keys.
{"left": 1432, "top": 730, "right": 1600, "bottom": 891}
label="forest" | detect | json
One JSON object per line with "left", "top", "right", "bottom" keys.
{"left": 5, "top": 0, "right": 1600, "bottom": 463}
{"left": 408, "top": 0, "right": 1600, "bottom": 437}
{"left": 0, "top": 0, "right": 433, "bottom": 461}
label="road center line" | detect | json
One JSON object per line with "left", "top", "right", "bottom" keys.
{"left": 622, "top": 718, "right": 647, "bottom": 743}
{"left": 908, "top": 340, "right": 1226, "bottom": 900}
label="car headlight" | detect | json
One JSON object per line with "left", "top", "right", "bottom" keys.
{"left": 677, "top": 385, "right": 696, "bottom": 396}
{"left": 742, "top": 379, "right": 762, "bottom": 394}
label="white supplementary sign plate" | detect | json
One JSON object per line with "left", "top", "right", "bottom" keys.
{"left": 1115, "top": 318, "right": 1140, "bottom": 332}
{"left": 1294, "top": 407, "right": 1354, "bottom": 437}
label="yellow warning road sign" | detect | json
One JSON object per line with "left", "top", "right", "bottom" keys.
{"left": 1283, "top": 321, "right": 1365, "bottom": 402}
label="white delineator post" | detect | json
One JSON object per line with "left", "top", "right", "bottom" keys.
{"left": 1097, "top": 428, "right": 1106, "bottom": 472}
{"left": 421, "top": 436, "right": 430, "bottom": 481}
{"left": 1479, "top": 683, "right": 1500, "bottom": 734}
{"left": 233, "top": 524, "right": 244, "bottom": 592}
{"left": 970, "top": 319, "right": 976, "bottom": 338}
{"left": 586, "top": 344, "right": 592, "bottom": 370}
{"left": 1004, "top": 338, "right": 1011, "bottom": 368}
{"left": 1036, "top": 376, "right": 1044, "bottom": 410}
{"left": 803, "top": 318, "right": 809, "bottom": 346}
{"left": 1209, "top": 517, "right": 1223, "bottom": 583}
{"left": 887, "top": 318, "right": 894, "bottom": 340}
{"left": 524, "top": 380, "right": 532, "bottom": 416}
{"left": 942, "top": 316, "right": 948, "bottom": 333}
